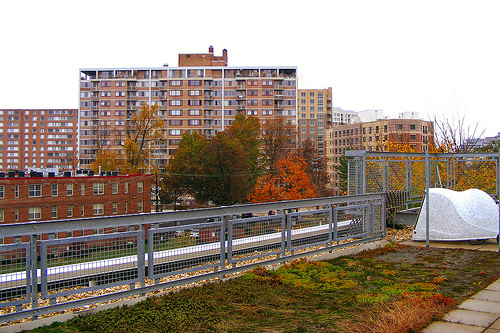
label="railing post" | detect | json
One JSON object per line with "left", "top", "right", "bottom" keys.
{"left": 327, "top": 204, "right": 333, "bottom": 248}
{"left": 425, "top": 150, "right": 431, "bottom": 247}
{"left": 220, "top": 216, "right": 228, "bottom": 272}
{"left": 138, "top": 224, "right": 146, "bottom": 292}
{"left": 280, "top": 210, "right": 287, "bottom": 259}
{"left": 285, "top": 209, "right": 292, "bottom": 255}
{"left": 30, "top": 234, "right": 38, "bottom": 320}
{"left": 227, "top": 217, "right": 234, "bottom": 268}
{"left": 361, "top": 151, "right": 367, "bottom": 194}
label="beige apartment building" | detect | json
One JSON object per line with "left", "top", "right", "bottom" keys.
{"left": 78, "top": 47, "right": 298, "bottom": 170}
{"left": 297, "top": 88, "right": 333, "bottom": 156}
{"left": 0, "top": 109, "right": 78, "bottom": 171}
{"left": 326, "top": 117, "right": 434, "bottom": 195}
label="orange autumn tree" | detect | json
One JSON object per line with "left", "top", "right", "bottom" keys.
{"left": 248, "top": 156, "right": 316, "bottom": 203}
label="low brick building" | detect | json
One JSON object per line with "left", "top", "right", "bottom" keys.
{"left": 0, "top": 172, "right": 151, "bottom": 227}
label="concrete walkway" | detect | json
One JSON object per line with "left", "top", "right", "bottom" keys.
{"left": 403, "top": 239, "right": 500, "bottom": 332}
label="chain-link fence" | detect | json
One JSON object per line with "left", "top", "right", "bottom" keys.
{"left": 347, "top": 151, "right": 500, "bottom": 203}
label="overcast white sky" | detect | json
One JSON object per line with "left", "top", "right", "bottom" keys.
{"left": 1, "top": 0, "right": 499, "bottom": 136}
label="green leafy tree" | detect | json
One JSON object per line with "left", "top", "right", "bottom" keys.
{"left": 226, "top": 114, "right": 262, "bottom": 181}
{"left": 201, "top": 131, "right": 254, "bottom": 205}
{"left": 164, "top": 114, "right": 261, "bottom": 206}
{"left": 163, "top": 131, "right": 207, "bottom": 203}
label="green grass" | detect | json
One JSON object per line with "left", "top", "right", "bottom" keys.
{"left": 21, "top": 243, "right": 500, "bottom": 332}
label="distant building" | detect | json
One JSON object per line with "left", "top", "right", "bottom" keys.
{"left": 0, "top": 172, "right": 151, "bottom": 232}
{"left": 463, "top": 136, "right": 498, "bottom": 150}
{"left": 78, "top": 46, "right": 298, "bottom": 169}
{"left": 331, "top": 107, "right": 358, "bottom": 125}
{"left": 326, "top": 114, "right": 434, "bottom": 195}
{"left": 297, "top": 88, "right": 333, "bottom": 156}
{"left": 0, "top": 109, "right": 78, "bottom": 172}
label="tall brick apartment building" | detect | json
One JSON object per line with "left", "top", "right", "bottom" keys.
{"left": 0, "top": 109, "right": 78, "bottom": 171}
{"left": 297, "top": 88, "right": 333, "bottom": 156}
{"left": 0, "top": 173, "right": 151, "bottom": 229}
{"left": 78, "top": 46, "right": 298, "bottom": 169}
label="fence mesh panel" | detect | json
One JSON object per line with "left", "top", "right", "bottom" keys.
{"left": 348, "top": 153, "right": 499, "bottom": 202}
{"left": 288, "top": 209, "right": 330, "bottom": 251}
{"left": 334, "top": 204, "right": 369, "bottom": 240}
{"left": 148, "top": 223, "right": 221, "bottom": 279}
{"left": 0, "top": 243, "right": 30, "bottom": 307}
{"left": 40, "top": 232, "right": 140, "bottom": 299}
{"left": 228, "top": 215, "right": 284, "bottom": 264}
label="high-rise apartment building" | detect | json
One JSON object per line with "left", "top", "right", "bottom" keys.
{"left": 0, "top": 109, "right": 78, "bottom": 171}
{"left": 297, "top": 88, "right": 332, "bottom": 156}
{"left": 326, "top": 113, "right": 433, "bottom": 195}
{"left": 78, "top": 47, "right": 298, "bottom": 169}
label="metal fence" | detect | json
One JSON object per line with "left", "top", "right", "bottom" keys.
{"left": 347, "top": 150, "right": 500, "bottom": 203}
{"left": 0, "top": 193, "right": 385, "bottom": 324}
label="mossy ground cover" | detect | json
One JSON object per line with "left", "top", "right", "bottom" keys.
{"left": 24, "top": 243, "right": 500, "bottom": 333}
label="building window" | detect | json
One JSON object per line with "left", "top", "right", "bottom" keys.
{"left": 410, "top": 135, "right": 416, "bottom": 140}
{"left": 15, "top": 185, "right": 19, "bottom": 198}
{"left": 51, "top": 206, "right": 58, "bottom": 218}
{"left": 81, "top": 205, "right": 85, "bottom": 216}
{"left": 125, "top": 182, "right": 129, "bottom": 193}
{"left": 125, "top": 202, "right": 128, "bottom": 213}
{"left": 67, "top": 205, "right": 73, "bottom": 217}
{"left": 29, "top": 184, "right": 42, "bottom": 197}
{"left": 397, "top": 124, "right": 403, "bottom": 130}
{"left": 410, "top": 124, "right": 416, "bottom": 130}
{"left": 137, "top": 201, "right": 143, "bottom": 212}
{"left": 93, "top": 183, "right": 104, "bottom": 195}
{"left": 14, "top": 208, "right": 18, "bottom": 221}
{"left": 112, "top": 182, "right": 118, "bottom": 194}
{"left": 93, "top": 203, "right": 104, "bottom": 215}
{"left": 51, "top": 184, "right": 58, "bottom": 197}
{"left": 29, "top": 206, "right": 41, "bottom": 220}
{"left": 169, "top": 110, "right": 182, "bottom": 116}
{"left": 67, "top": 184, "right": 73, "bottom": 196}
{"left": 137, "top": 181, "right": 143, "bottom": 193}
{"left": 0, "top": 209, "right": 3, "bottom": 222}
{"left": 169, "top": 129, "right": 181, "bottom": 136}
{"left": 169, "top": 90, "right": 182, "bottom": 96}
{"left": 0, "top": 185, "right": 3, "bottom": 199}
{"left": 112, "top": 202, "right": 118, "bottom": 214}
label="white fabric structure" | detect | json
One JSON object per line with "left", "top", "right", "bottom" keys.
{"left": 412, "top": 188, "right": 499, "bottom": 241}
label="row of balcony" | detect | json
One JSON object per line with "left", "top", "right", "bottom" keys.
{"left": 86, "top": 83, "right": 287, "bottom": 92}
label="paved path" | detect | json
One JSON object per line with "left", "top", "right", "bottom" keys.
{"left": 403, "top": 240, "right": 500, "bottom": 332}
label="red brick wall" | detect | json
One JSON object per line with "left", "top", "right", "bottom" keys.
{"left": 0, "top": 174, "right": 151, "bottom": 224}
